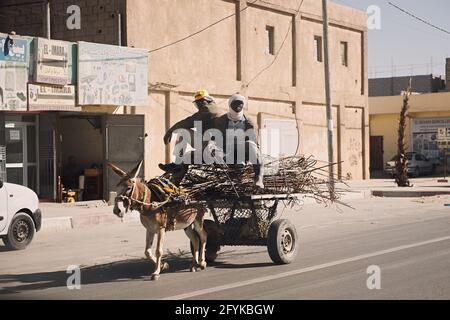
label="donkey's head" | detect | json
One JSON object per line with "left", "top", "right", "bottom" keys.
{"left": 108, "top": 160, "right": 143, "bottom": 218}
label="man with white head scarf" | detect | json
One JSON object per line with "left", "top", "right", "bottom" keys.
{"left": 214, "top": 94, "right": 264, "bottom": 188}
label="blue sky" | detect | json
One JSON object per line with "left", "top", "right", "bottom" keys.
{"left": 332, "top": 0, "right": 450, "bottom": 78}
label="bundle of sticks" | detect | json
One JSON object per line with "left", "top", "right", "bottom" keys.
{"left": 180, "top": 156, "right": 345, "bottom": 205}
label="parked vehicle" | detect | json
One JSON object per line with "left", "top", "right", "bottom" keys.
{"left": 0, "top": 179, "right": 41, "bottom": 250}
{"left": 385, "top": 152, "right": 435, "bottom": 177}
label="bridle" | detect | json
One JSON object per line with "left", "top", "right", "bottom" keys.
{"left": 115, "top": 178, "right": 169, "bottom": 213}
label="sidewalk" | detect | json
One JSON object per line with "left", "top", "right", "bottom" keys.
{"left": 345, "top": 177, "right": 450, "bottom": 197}
{"left": 39, "top": 201, "right": 141, "bottom": 233}
{"left": 38, "top": 177, "right": 450, "bottom": 233}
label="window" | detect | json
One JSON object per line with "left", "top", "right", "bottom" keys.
{"left": 314, "top": 36, "right": 323, "bottom": 62}
{"left": 416, "top": 154, "right": 427, "bottom": 161}
{"left": 340, "top": 41, "right": 348, "bottom": 67}
{"left": 266, "top": 26, "right": 275, "bottom": 55}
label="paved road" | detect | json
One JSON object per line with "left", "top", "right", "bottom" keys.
{"left": 1, "top": 196, "right": 450, "bottom": 299}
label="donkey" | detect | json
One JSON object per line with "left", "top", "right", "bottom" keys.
{"left": 108, "top": 161, "right": 208, "bottom": 280}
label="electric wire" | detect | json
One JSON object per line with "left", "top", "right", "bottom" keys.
{"left": 148, "top": 0, "right": 258, "bottom": 53}
{"left": 388, "top": 2, "right": 450, "bottom": 36}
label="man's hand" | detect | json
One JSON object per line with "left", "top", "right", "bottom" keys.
{"left": 163, "top": 132, "right": 172, "bottom": 145}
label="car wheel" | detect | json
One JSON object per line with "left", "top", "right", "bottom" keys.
{"left": 3, "top": 213, "right": 35, "bottom": 250}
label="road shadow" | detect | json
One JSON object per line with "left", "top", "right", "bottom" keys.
{"left": 0, "top": 248, "right": 277, "bottom": 295}
{"left": 0, "top": 250, "right": 193, "bottom": 295}
{"left": 211, "top": 261, "right": 274, "bottom": 269}
{"left": 208, "top": 249, "right": 274, "bottom": 269}
{"left": 0, "top": 246, "right": 15, "bottom": 253}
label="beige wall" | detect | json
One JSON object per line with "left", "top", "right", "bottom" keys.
{"left": 127, "top": 0, "right": 238, "bottom": 90}
{"left": 299, "top": 104, "right": 338, "bottom": 165}
{"left": 246, "top": 6, "right": 294, "bottom": 88}
{"left": 124, "top": 0, "right": 369, "bottom": 179}
{"left": 137, "top": 92, "right": 167, "bottom": 179}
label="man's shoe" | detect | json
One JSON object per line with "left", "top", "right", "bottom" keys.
{"left": 158, "top": 163, "right": 178, "bottom": 172}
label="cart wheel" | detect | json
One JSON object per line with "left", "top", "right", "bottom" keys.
{"left": 190, "top": 220, "right": 221, "bottom": 263}
{"left": 267, "top": 219, "right": 298, "bottom": 265}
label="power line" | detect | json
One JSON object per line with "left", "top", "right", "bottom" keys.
{"left": 148, "top": 0, "right": 258, "bottom": 53}
{"left": 388, "top": 2, "right": 450, "bottom": 35}
{"left": 0, "top": 1, "right": 44, "bottom": 8}
{"left": 244, "top": 0, "right": 305, "bottom": 88}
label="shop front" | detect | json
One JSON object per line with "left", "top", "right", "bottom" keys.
{"left": 0, "top": 111, "right": 145, "bottom": 201}
{"left": 0, "top": 33, "right": 149, "bottom": 202}
{"left": 411, "top": 117, "right": 450, "bottom": 167}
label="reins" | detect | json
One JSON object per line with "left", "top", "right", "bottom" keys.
{"left": 118, "top": 179, "right": 170, "bottom": 212}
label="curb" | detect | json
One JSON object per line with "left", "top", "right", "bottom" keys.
{"left": 41, "top": 212, "right": 140, "bottom": 233}
{"left": 40, "top": 217, "right": 73, "bottom": 232}
{"left": 371, "top": 190, "right": 450, "bottom": 198}
{"left": 39, "top": 192, "right": 368, "bottom": 233}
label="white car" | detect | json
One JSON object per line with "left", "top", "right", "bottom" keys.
{"left": 0, "top": 179, "right": 41, "bottom": 250}
{"left": 385, "top": 152, "right": 436, "bottom": 177}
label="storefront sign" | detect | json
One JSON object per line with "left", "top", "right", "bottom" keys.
{"left": 28, "top": 83, "right": 77, "bottom": 111}
{"left": 1, "top": 35, "right": 27, "bottom": 62}
{"left": 35, "top": 38, "right": 69, "bottom": 85}
{"left": 0, "top": 33, "right": 29, "bottom": 111}
{"left": 9, "top": 130, "right": 20, "bottom": 141}
{"left": 437, "top": 128, "right": 450, "bottom": 149}
{"left": 411, "top": 118, "right": 450, "bottom": 160}
{"left": 78, "top": 41, "right": 148, "bottom": 106}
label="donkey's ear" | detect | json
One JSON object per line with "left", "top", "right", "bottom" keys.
{"left": 128, "top": 160, "right": 143, "bottom": 179}
{"left": 107, "top": 162, "right": 128, "bottom": 178}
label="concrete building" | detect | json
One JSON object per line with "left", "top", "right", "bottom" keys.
{"left": 370, "top": 92, "right": 450, "bottom": 175}
{"left": 369, "top": 74, "right": 446, "bottom": 97}
{"left": 369, "top": 58, "right": 450, "bottom": 176}
{"left": 0, "top": 0, "right": 369, "bottom": 201}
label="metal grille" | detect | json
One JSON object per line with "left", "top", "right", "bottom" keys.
{"left": 208, "top": 200, "right": 279, "bottom": 246}
{"left": 0, "top": 145, "right": 6, "bottom": 181}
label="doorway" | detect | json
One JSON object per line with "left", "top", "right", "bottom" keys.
{"left": 59, "top": 114, "right": 104, "bottom": 201}
{"left": 370, "top": 136, "right": 384, "bottom": 177}
{"left": 4, "top": 115, "right": 38, "bottom": 192}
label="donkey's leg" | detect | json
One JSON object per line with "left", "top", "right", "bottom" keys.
{"left": 144, "top": 229, "right": 157, "bottom": 265}
{"left": 151, "top": 228, "right": 166, "bottom": 281}
{"left": 184, "top": 226, "right": 200, "bottom": 272}
{"left": 193, "top": 220, "right": 208, "bottom": 270}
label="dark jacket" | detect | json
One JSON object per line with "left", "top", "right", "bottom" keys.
{"left": 214, "top": 114, "right": 257, "bottom": 144}
{"left": 165, "top": 102, "right": 223, "bottom": 139}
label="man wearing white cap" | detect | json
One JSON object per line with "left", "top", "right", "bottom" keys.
{"left": 214, "top": 93, "right": 264, "bottom": 188}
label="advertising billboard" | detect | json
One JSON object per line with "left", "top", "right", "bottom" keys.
{"left": 0, "top": 33, "right": 29, "bottom": 111}
{"left": 411, "top": 117, "right": 450, "bottom": 161}
{"left": 78, "top": 41, "right": 148, "bottom": 106}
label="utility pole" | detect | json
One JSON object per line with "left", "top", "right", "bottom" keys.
{"left": 46, "top": 1, "right": 51, "bottom": 39}
{"left": 322, "top": 0, "right": 335, "bottom": 193}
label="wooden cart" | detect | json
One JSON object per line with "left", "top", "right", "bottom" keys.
{"left": 189, "top": 193, "right": 301, "bottom": 265}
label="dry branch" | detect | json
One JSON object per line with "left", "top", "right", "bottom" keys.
{"left": 180, "top": 155, "right": 345, "bottom": 206}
